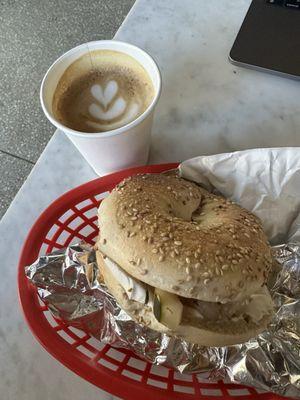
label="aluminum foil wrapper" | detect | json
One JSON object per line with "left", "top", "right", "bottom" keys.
{"left": 26, "top": 242, "right": 300, "bottom": 398}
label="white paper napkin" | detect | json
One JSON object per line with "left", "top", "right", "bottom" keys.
{"left": 179, "top": 148, "right": 300, "bottom": 245}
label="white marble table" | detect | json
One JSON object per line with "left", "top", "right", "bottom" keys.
{"left": 1, "top": 0, "right": 300, "bottom": 399}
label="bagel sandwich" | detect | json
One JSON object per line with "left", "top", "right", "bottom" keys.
{"left": 96, "top": 173, "right": 274, "bottom": 346}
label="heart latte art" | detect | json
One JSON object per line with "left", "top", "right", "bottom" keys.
{"left": 52, "top": 50, "right": 154, "bottom": 133}
{"left": 87, "top": 81, "right": 140, "bottom": 131}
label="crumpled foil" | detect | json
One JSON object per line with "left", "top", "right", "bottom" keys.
{"left": 26, "top": 242, "right": 300, "bottom": 398}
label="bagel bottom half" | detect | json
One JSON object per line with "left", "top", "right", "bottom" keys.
{"left": 97, "top": 251, "right": 274, "bottom": 347}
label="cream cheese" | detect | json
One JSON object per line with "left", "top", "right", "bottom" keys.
{"left": 104, "top": 257, "right": 148, "bottom": 303}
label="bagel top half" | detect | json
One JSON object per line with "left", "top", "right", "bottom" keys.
{"left": 97, "top": 173, "right": 272, "bottom": 303}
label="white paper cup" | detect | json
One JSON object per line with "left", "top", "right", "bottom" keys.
{"left": 40, "top": 40, "right": 161, "bottom": 175}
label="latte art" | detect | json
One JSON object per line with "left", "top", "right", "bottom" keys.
{"left": 52, "top": 50, "right": 154, "bottom": 133}
{"left": 86, "top": 81, "right": 141, "bottom": 130}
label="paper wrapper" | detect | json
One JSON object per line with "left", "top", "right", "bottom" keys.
{"left": 26, "top": 148, "right": 300, "bottom": 398}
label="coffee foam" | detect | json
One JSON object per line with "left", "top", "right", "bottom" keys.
{"left": 52, "top": 50, "right": 154, "bottom": 133}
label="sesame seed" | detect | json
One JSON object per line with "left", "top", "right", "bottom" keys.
{"left": 131, "top": 216, "right": 138, "bottom": 221}
{"left": 244, "top": 233, "right": 250, "bottom": 238}
{"left": 186, "top": 257, "right": 191, "bottom": 264}
{"left": 167, "top": 186, "right": 171, "bottom": 190}
{"left": 174, "top": 248, "right": 180, "bottom": 255}
{"left": 174, "top": 241, "right": 182, "bottom": 246}
{"left": 204, "top": 279, "right": 210, "bottom": 285}
{"left": 203, "top": 272, "right": 210, "bottom": 277}
{"left": 142, "top": 236, "right": 147, "bottom": 241}
{"left": 140, "top": 269, "right": 148, "bottom": 275}
{"left": 152, "top": 248, "right": 158, "bottom": 254}
{"left": 215, "top": 268, "right": 220, "bottom": 276}
{"left": 186, "top": 276, "right": 192, "bottom": 282}
{"left": 222, "top": 264, "right": 229, "bottom": 270}
{"left": 137, "top": 258, "right": 141, "bottom": 266}
{"left": 159, "top": 255, "right": 164, "bottom": 262}
{"left": 237, "top": 253, "right": 243, "bottom": 258}
{"left": 232, "top": 260, "right": 238, "bottom": 265}
{"left": 194, "top": 252, "right": 199, "bottom": 259}
{"left": 127, "top": 211, "right": 133, "bottom": 216}
{"left": 216, "top": 250, "right": 221, "bottom": 255}
{"left": 148, "top": 237, "right": 153, "bottom": 244}
{"left": 186, "top": 266, "right": 190, "bottom": 274}
{"left": 162, "top": 237, "right": 169, "bottom": 242}
{"left": 170, "top": 251, "right": 175, "bottom": 258}
{"left": 130, "top": 232, "right": 136, "bottom": 237}
{"left": 219, "top": 256, "right": 224, "bottom": 262}
{"left": 195, "top": 263, "right": 200, "bottom": 269}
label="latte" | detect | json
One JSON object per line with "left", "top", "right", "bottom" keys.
{"left": 52, "top": 50, "right": 155, "bottom": 133}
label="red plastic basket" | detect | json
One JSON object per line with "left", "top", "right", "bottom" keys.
{"left": 18, "top": 163, "right": 281, "bottom": 400}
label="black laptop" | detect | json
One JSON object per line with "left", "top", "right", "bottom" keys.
{"left": 230, "top": 0, "right": 300, "bottom": 79}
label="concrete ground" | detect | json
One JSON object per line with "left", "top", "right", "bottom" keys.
{"left": 0, "top": 0, "right": 135, "bottom": 219}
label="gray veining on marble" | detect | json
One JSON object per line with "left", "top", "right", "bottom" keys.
{"left": 115, "top": 0, "right": 300, "bottom": 163}
{"left": 0, "top": 132, "right": 103, "bottom": 400}
{"left": 1, "top": 0, "right": 300, "bottom": 399}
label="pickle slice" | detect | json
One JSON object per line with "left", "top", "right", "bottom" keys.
{"left": 154, "top": 288, "right": 183, "bottom": 330}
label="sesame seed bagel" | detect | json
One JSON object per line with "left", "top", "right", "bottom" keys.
{"left": 98, "top": 173, "right": 272, "bottom": 303}
{"left": 97, "top": 250, "right": 274, "bottom": 346}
